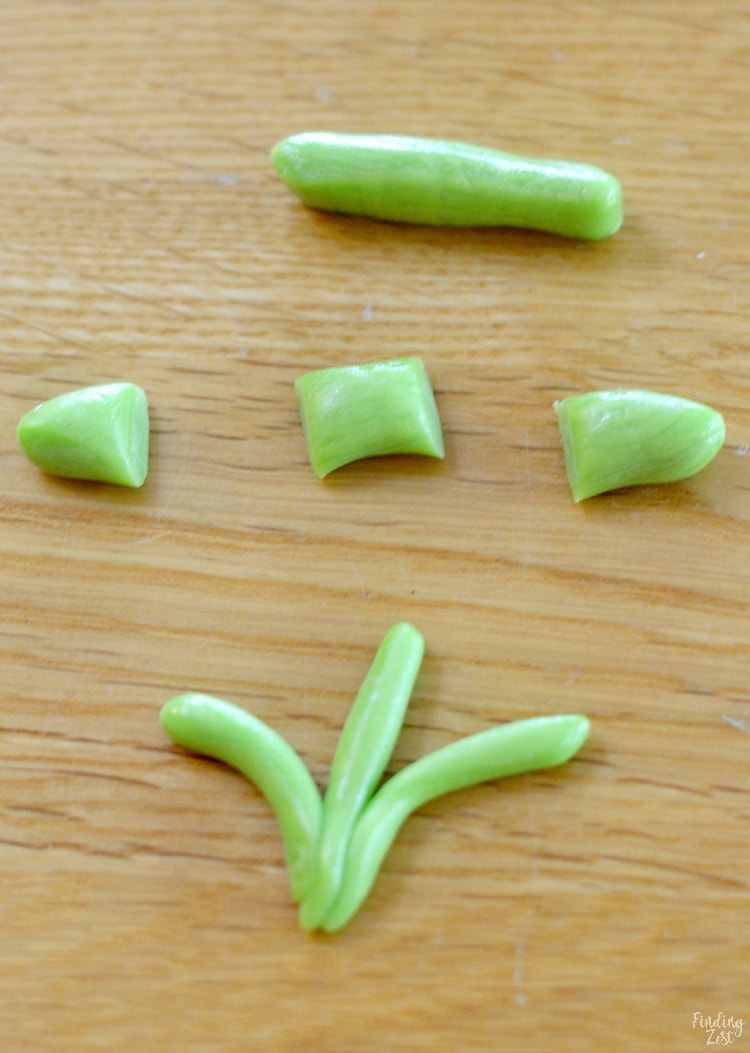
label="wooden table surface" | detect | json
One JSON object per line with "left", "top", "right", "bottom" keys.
{"left": 2, "top": 2, "right": 749, "bottom": 1050}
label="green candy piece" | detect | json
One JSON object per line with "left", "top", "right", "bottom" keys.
{"left": 17, "top": 382, "right": 150, "bottom": 487}
{"left": 271, "top": 132, "right": 623, "bottom": 240}
{"left": 160, "top": 693, "right": 322, "bottom": 902}
{"left": 295, "top": 357, "right": 444, "bottom": 478}
{"left": 298, "top": 622, "right": 424, "bottom": 931}
{"left": 555, "top": 389, "right": 726, "bottom": 502}
{"left": 322, "top": 715, "right": 590, "bottom": 932}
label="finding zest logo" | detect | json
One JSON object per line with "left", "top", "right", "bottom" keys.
{"left": 692, "top": 1012, "right": 744, "bottom": 1046}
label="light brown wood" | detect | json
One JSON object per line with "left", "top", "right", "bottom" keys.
{"left": 2, "top": 2, "right": 749, "bottom": 1049}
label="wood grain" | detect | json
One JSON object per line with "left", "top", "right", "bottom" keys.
{"left": 1, "top": 1, "right": 749, "bottom": 1050}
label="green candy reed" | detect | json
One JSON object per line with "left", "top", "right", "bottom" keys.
{"left": 555, "top": 389, "right": 726, "bottom": 502}
{"left": 298, "top": 622, "right": 424, "bottom": 931}
{"left": 321, "top": 714, "right": 590, "bottom": 932}
{"left": 17, "top": 381, "right": 150, "bottom": 488}
{"left": 295, "top": 357, "right": 444, "bottom": 478}
{"left": 160, "top": 693, "right": 322, "bottom": 902}
{"left": 161, "top": 625, "right": 590, "bottom": 932}
{"left": 272, "top": 132, "right": 623, "bottom": 240}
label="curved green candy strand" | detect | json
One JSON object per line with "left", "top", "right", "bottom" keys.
{"left": 160, "top": 693, "right": 322, "bottom": 903}
{"left": 298, "top": 622, "right": 425, "bottom": 931}
{"left": 555, "top": 389, "right": 725, "bottom": 502}
{"left": 272, "top": 132, "right": 622, "bottom": 240}
{"left": 321, "top": 714, "right": 590, "bottom": 932}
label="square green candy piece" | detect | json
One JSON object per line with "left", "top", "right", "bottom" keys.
{"left": 17, "top": 382, "right": 150, "bottom": 487}
{"left": 295, "top": 357, "right": 445, "bottom": 478}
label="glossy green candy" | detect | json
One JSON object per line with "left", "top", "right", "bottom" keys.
{"left": 555, "top": 389, "right": 726, "bottom": 502}
{"left": 298, "top": 622, "right": 424, "bottom": 931}
{"left": 160, "top": 693, "right": 322, "bottom": 902}
{"left": 17, "top": 381, "right": 149, "bottom": 487}
{"left": 321, "top": 715, "right": 590, "bottom": 932}
{"left": 160, "top": 627, "right": 591, "bottom": 932}
{"left": 272, "top": 132, "right": 623, "bottom": 240}
{"left": 296, "top": 357, "right": 444, "bottom": 478}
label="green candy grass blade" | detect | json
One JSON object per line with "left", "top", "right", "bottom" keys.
{"left": 295, "top": 357, "right": 444, "bottom": 478}
{"left": 555, "top": 389, "right": 725, "bottom": 501}
{"left": 298, "top": 623, "right": 424, "bottom": 931}
{"left": 17, "top": 381, "right": 150, "bottom": 487}
{"left": 322, "top": 715, "right": 590, "bottom": 932}
{"left": 160, "top": 693, "right": 322, "bottom": 903}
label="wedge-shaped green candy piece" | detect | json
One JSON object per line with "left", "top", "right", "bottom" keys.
{"left": 17, "top": 382, "right": 150, "bottom": 487}
{"left": 296, "top": 357, "right": 444, "bottom": 478}
{"left": 555, "top": 389, "right": 725, "bottom": 502}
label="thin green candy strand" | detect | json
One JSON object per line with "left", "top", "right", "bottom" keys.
{"left": 298, "top": 622, "right": 425, "bottom": 931}
{"left": 160, "top": 693, "right": 322, "bottom": 903}
{"left": 320, "top": 714, "right": 590, "bottom": 932}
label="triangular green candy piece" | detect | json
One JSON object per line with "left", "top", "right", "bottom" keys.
{"left": 17, "top": 382, "right": 150, "bottom": 487}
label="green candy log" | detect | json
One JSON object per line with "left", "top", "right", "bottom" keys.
{"left": 272, "top": 132, "right": 623, "bottom": 241}
{"left": 17, "top": 382, "right": 150, "bottom": 488}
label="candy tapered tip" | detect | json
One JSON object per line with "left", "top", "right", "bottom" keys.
{"left": 554, "top": 714, "right": 590, "bottom": 762}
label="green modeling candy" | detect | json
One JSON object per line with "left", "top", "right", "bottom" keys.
{"left": 298, "top": 622, "right": 424, "bottom": 931}
{"left": 17, "top": 381, "right": 150, "bottom": 487}
{"left": 160, "top": 626, "right": 590, "bottom": 931}
{"left": 160, "top": 693, "right": 322, "bottom": 902}
{"left": 555, "top": 389, "right": 726, "bottom": 502}
{"left": 321, "top": 715, "right": 590, "bottom": 932}
{"left": 295, "top": 357, "right": 444, "bottom": 478}
{"left": 271, "top": 132, "right": 623, "bottom": 240}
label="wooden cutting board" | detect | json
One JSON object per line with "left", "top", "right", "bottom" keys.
{"left": 1, "top": 2, "right": 748, "bottom": 1049}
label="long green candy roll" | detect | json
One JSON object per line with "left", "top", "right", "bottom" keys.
{"left": 555, "top": 389, "right": 726, "bottom": 502}
{"left": 17, "top": 381, "right": 149, "bottom": 487}
{"left": 298, "top": 622, "right": 425, "bottom": 931}
{"left": 272, "top": 132, "right": 622, "bottom": 240}
{"left": 160, "top": 693, "right": 322, "bottom": 903}
{"left": 296, "top": 357, "right": 444, "bottom": 478}
{"left": 321, "top": 714, "right": 590, "bottom": 932}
